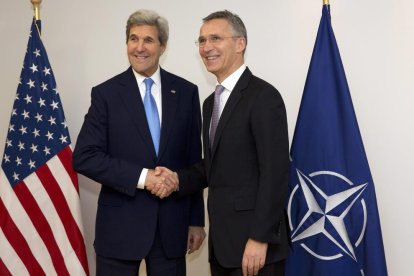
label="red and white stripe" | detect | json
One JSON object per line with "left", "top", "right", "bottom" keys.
{"left": 0, "top": 146, "right": 89, "bottom": 275}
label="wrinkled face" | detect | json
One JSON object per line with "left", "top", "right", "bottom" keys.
{"left": 127, "top": 25, "right": 165, "bottom": 77}
{"left": 198, "top": 19, "right": 245, "bottom": 82}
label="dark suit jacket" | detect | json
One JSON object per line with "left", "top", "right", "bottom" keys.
{"left": 179, "top": 68, "right": 290, "bottom": 268}
{"left": 73, "top": 67, "right": 204, "bottom": 260}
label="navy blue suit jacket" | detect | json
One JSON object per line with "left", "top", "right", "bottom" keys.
{"left": 73, "top": 67, "right": 204, "bottom": 260}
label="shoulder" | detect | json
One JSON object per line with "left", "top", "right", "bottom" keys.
{"left": 251, "top": 75, "right": 279, "bottom": 94}
{"left": 94, "top": 68, "right": 132, "bottom": 91}
{"left": 243, "top": 71, "right": 284, "bottom": 103}
{"left": 161, "top": 68, "right": 197, "bottom": 90}
{"left": 247, "top": 74, "right": 287, "bottom": 119}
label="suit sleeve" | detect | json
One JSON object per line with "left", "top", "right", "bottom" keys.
{"left": 178, "top": 161, "right": 207, "bottom": 197}
{"left": 177, "top": 96, "right": 208, "bottom": 197}
{"left": 72, "top": 87, "right": 142, "bottom": 196}
{"left": 187, "top": 86, "right": 205, "bottom": 226}
{"left": 249, "top": 87, "right": 289, "bottom": 244}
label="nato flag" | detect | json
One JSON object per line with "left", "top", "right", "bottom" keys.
{"left": 285, "top": 5, "right": 388, "bottom": 276}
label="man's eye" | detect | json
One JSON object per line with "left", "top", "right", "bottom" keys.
{"left": 211, "top": 36, "right": 221, "bottom": 42}
{"left": 144, "top": 38, "right": 154, "bottom": 44}
{"left": 198, "top": 38, "right": 207, "bottom": 44}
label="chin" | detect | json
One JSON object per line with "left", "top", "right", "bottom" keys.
{"left": 133, "top": 66, "right": 149, "bottom": 74}
{"left": 205, "top": 65, "right": 218, "bottom": 74}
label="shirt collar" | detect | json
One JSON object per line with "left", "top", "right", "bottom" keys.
{"left": 132, "top": 66, "right": 162, "bottom": 87}
{"left": 219, "top": 64, "right": 247, "bottom": 92}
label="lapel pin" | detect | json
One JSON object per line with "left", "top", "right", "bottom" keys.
{"left": 171, "top": 90, "right": 176, "bottom": 94}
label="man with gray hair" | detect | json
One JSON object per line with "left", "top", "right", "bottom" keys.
{"left": 151, "top": 10, "right": 290, "bottom": 276}
{"left": 73, "top": 9, "right": 205, "bottom": 275}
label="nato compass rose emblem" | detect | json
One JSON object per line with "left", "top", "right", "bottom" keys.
{"left": 287, "top": 169, "right": 368, "bottom": 262}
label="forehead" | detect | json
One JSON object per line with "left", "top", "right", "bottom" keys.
{"left": 200, "top": 18, "right": 232, "bottom": 36}
{"left": 129, "top": 24, "right": 159, "bottom": 38}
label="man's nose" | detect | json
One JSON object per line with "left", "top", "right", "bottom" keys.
{"left": 201, "top": 40, "right": 214, "bottom": 52}
{"left": 135, "top": 40, "right": 145, "bottom": 51}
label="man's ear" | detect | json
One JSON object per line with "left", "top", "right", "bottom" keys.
{"left": 160, "top": 44, "right": 167, "bottom": 55}
{"left": 236, "top": 37, "right": 246, "bottom": 54}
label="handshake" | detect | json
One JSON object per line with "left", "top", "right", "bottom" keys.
{"left": 145, "top": 166, "right": 179, "bottom": 198}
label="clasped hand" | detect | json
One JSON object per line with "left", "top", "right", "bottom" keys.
{"left": 145, "top": 167, "right": 179, "bottom": 198}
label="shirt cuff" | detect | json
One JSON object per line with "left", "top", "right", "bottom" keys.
{"left": 137, "top": 168, "right": 148, "bottom": 189}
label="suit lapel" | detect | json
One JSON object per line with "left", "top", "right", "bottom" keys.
{"left": 118, "top": 67, "right": 156, "bottom": 157}
{"left": 210, "top": 68, "right": 252, "bottom": 157}
{"left": 158, "top": 68, "right": 178, "bottom": 160}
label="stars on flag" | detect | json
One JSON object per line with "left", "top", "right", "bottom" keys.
{"left": 33, "top": 48, "right": 41, "bottom": 57}
{"left": 17, "top": 141, "right": 25, "bottom": 151}
{"left": 27, "top": 79, "right": 35, "bottom": 88}
{"left": 3, "top": 154, "right": 11, "bottom": 163}
{"left": 59, "top": 134, "right": 68, "bottom": 144}
{"left": 21, "top": 110, "right": 30, "bottom": 120}
{"left": 45, "top": 131, "right": 54, "bottom": 141}
{"left": 43, "top": 146, "right": 51, "bottom": 156}
{"left": 50, "top": 100, "right": 59, "bottom": 110}
{"left": 9, "top": 124, "right": 15, "bottom": 132}
{"left": 43, "top": 66, "right": 51, "bottom": 76}
{"left": 29, "top": 63, "right": 38, "bottom": 73}
{"left": 48, "top": 116, "right": 57, "bottom": 126}
{"left": 34, "top": 113, "right": 43, "bottom": 122}
{"left": 30, "top": 143, "right": 38, "bottom": 153}
{"left": 12, "top": 171, "right": 19, "bottom": 181}
{"left": 32, "top": 128, "right": 40, "bottom": 137}
{"left": 24, "top": 94, "right": 33, "bottom": 104}
{"left": 1, "top": 24, "right": 71, "bottom": 187}
{"left": 41, "top": 82, "right": 48, "bottom": 91}
{"left": 28, "top": 159, "right": 36, "bottom": 169}
{"left": 19, "top": 125, "right": 28, "bottom": 135}
{"left": 15, "top": 156, "right": 22, "bottom": 166}
{"left": 38, "top": 98, "right": 46, "bottom": 107}
{"left": 5, "top": 139, "right": 13, "bottom": 148}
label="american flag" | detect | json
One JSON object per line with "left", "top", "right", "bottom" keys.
{"left": 0, "top": 19, "right": 89, "bottom": 275}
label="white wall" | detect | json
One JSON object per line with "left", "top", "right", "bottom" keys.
{"left": 1, "top": 1, "right": 413, "bottom": 275}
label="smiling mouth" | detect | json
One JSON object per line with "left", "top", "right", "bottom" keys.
{"left": 205, "top": 55, "right": 219, "bottom": 61}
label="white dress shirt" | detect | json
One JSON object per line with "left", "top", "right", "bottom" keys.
{"left": 210, "top": 64, "right": 247, "bottom": 133}
{"left": 132, "top": 67, "right": 162, "bottom": 189}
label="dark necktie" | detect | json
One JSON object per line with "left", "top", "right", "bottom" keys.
{"left": 210, "top": 85, "right": 225, "bottom": 149}
{"left": 143, "top": 78, "right": 160, "bottom": 155}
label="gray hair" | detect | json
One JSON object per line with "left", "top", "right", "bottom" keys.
{"left": 203, "top": 10, "right": 247, "bottom": 46}
{"left": 126, "top": 9, "right": 169, "bottom": 46}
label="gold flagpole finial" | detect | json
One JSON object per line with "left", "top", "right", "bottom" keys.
{"left": 323, "top": 0, "right": 330, "bottom": 5}
{"left": 31, "top": 0, "right": 42, "bottom": 20}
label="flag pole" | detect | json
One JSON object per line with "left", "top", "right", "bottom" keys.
{"left": 31, "top": 0, "right": 42, "bottom": 20}
{"left": 323, "top": 0, "right": 329, "bottom": 5}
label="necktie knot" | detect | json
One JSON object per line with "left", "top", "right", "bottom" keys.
{"left": 144, "top": 78, "right": 154, "bottom": 94}
{"left": 214, "top": 85, "right": 225, "bottom": 96}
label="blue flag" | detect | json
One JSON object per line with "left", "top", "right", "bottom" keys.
{"left": 285, "top": 5, "right": 387, "bottom": 276}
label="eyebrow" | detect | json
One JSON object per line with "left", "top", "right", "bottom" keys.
{"left": 129, "top": 34, "right": 155, "bottom": 40}
{"left": 198, "top": 34, "right": 221, "bottom": 39}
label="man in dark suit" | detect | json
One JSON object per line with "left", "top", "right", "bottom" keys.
{"left": 72, "top": 9, "right": 205, "bottom": 276}
{"left": 152, "top": 10, "right": 290, "bottom": 276}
